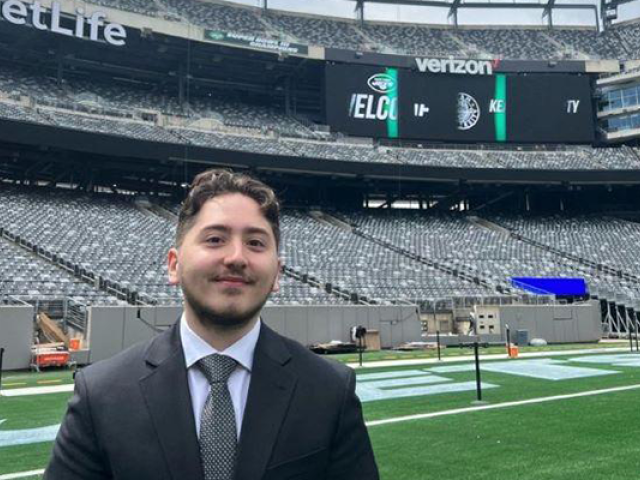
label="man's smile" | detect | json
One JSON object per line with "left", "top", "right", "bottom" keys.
{"left": 212, "top": 275, "right": 254, "bottom": 288}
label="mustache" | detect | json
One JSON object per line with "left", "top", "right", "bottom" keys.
{"left": 212, "top": 272, "right": 255, "bottom": 283}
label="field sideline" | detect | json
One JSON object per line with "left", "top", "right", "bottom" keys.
{"left": 1, "top": 344, "right": 639, "bottom": 479}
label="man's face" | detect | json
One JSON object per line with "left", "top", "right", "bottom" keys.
{"left": 168, "top": 193, "right": 280, "bottom": 328}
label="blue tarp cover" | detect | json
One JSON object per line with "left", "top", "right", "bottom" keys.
{"left": 511, "top": 277, "right": 588, "bottom": 296}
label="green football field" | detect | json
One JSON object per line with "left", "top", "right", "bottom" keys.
{"left": 1, "top": 348, "right": 640, "bottom": 479}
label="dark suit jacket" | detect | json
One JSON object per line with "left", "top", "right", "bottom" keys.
{"left": 44, "top": 321, "right": 379, "bottom": 480}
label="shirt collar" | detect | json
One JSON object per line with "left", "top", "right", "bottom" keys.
{"left": 180, "top": 313, "right": 260, "bottom": 373}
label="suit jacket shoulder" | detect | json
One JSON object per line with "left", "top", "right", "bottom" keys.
{"left": 254, "top": 325, "right": 379, "bottom": 480}
{"left": 45, "top": 323, "right": 195, "bottom": 480}
{"left": 276, "top": 332, "right": 353, "bottom": 383}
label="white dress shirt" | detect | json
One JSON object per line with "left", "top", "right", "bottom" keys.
{"left": 180, "top": 314, "right": 260, "bottom": 440}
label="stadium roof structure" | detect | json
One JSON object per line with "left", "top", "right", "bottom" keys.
{"left": 347, "top": 0, "right": 601, "bottom": 29}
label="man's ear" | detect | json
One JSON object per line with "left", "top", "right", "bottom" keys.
{"left": 272, "top": 258, "right": 282, "bottom": 293}
{"left": 167, "top": 247, "right": 180, "bottom": 285}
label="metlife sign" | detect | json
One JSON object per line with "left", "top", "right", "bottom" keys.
{"left": 0, "top": 0, "right": 127, "bottom": 46}
{"left": 326, "top": 64, "right": 595, "bottom": 143}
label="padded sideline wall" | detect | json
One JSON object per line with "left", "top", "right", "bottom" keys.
{"left": 0, "top": 306, "right": 34, "bottom": 370}
{"left": 87, "top": 305, "right": 422, "bottom": 364}
{"left": 262, "top": 305, "right": 421, "bottom": 348}
{"left": 87, "top": 305, "right": 181, "bottom": 364}
{"left": 499, "top": 300, "right": 602, "bottom": 343}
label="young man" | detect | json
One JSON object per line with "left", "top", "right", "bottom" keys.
{"left": 45, "top": 169, "right": 379, "bottom": 480}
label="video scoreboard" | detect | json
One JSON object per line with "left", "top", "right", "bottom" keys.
{"left": 325, "top": 64, "right": 595, "bottom": 143}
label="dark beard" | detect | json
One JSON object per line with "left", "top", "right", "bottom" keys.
{"left": 182, "top": 284, "right": 271, "bottom": 330}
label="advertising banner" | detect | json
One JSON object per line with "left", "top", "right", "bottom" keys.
{"left": 204, "top": 30, "right": 308, "bottom": 55}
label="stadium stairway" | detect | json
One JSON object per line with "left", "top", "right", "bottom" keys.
{"left": 134, "top": 197, "right": 177, "bottom": 223}
{"left": 0, "top": 228, "right": 130, "bottom": 305}
{"left": 32, "top": 107, "right": 59, "bottom": 127}
{"left": 308, "top": 210, "right": 353, "bottom": 232}
{"left": 608, "top": 28, "right": 634, "bottom": 59}
{"left": 472, "top": 215, "right": 640, "bottom": 285}
{"left": 467, "top": 191, "right": 515, "bottom": 213}
{"left": 443, "top": 31, "right": 475, "bottom": 57}
{"left": 539, "top": 32, "right": 574, "bottom": 59}
{"left": 151, "top": 0, "right": 168, "bottom": 14}
{"left": 466, "top": 216, "right": 511, "bottom": 236}
{"left": 351, "top": 24, "right": 386, "bottom": 53}
{"left": 281, "top": 264, "right": 372, "bottom": 306}
{"left": 318, "top": 211, "right": 507, "bottom": 296}
{"left": 255, "top": 13, "right": 301, "bottom": 44}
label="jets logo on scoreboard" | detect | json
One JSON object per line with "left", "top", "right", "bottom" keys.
{"left": 348, "top": 72, "right": 398, "bottom": 120}
{"left": 367, "top": 73, "right": 396, "bottom": 94}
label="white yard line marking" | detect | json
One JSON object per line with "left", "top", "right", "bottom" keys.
{"left": 3, "top": 373, "right": 67, "bottom": 380}
{"left": 350, "top": 347, "right": 629, "bottom": 369}
{"left": 0, "top": 385, "right": 74, "bottom": 397}
{"left": 366, "top": 383, "right": 640, "bottom": 427}
{"left": 0, "top": 469, "right": 45, "bottom": 480}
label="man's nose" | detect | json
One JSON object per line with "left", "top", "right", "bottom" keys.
{"left": 223, "top": 238, "right": 248, "bottom": 267}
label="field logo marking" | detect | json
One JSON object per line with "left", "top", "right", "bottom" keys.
{"left": 357, "top": 356, "right": 624, "bottom": 403}
{"left": 427, "top": 359, "right": 619, "bottom": 381}
{"left": 569, "top": 354, "right": 640, "bottom": 367}
{"left": 356, "top": 370, "right": 498, "bottom": 402}
{"left": 0, "top": 419, "right": 60, "bottom": 448}
{"left": 480, "top": 359, "right": 617, "bottom": 381}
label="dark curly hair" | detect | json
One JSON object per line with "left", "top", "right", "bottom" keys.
{"left": 176, "top": 169, "right": 280, "bottom": 249}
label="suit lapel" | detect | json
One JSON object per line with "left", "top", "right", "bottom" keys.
{"left": 139, "top": 322, "right": 204, "bottom": 480}
{"left": 235, "top": 324, "right": 297, "bottom": 480}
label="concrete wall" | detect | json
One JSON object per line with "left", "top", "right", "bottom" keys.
{"left": 87, "top": 305, "right": 422, "bottom": 364}
{"left": 262, "top": 305, "right": 421, "bottom": 348}
{"left": 87, "top": 306, "right": 181, "bottom": 364}
{"left": 0, "top": 306, "right": 34, "bottom": 371}
{"left": 498, "top": 301, "right": 601, "bottom": 344}
{"left": 424, "top": 301, "right": 602, "bottom": 346}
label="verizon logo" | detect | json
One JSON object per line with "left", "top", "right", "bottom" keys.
{"left": 415, "top": 58, "right": 498, "bottom": 76}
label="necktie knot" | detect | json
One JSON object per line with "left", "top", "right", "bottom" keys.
{"left": 198, "top": 354, "right": 237, "bottom": 385}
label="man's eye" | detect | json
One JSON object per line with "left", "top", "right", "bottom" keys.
{"left": 206, "top": 237, "right": 223, "bottom": 244}
{"left": 248, "top": 239, "right": 266, "bottom": 248}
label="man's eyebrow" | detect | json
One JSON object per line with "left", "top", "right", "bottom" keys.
{"left": 200, "top": 225, "right": 270, "bottom": 236}
{"left": 244, "top": 227, "right": 270, "bottom": 236}
{"left": 201, "top": 225, "right": 230, "bottom": 234}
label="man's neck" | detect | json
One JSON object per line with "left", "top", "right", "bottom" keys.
{"left": 185, "top": 309, "right": 259, "bottom": 352}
